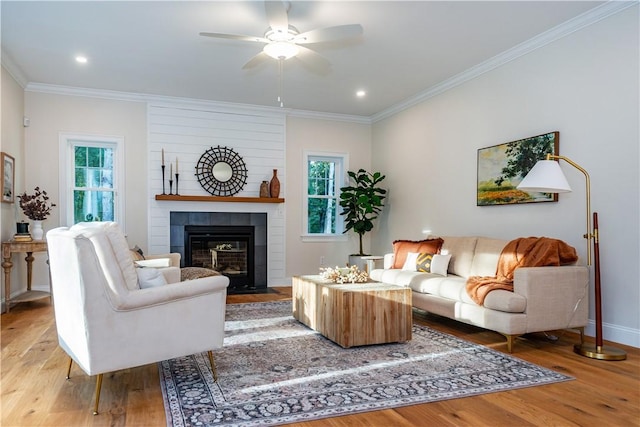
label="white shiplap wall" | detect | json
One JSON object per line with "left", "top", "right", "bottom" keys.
{"left": 147, "top": 101, "right": 286, "bottom": 285}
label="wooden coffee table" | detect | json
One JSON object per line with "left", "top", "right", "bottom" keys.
{"left": 292, "top": 275, "right": 412, "bottom": 348}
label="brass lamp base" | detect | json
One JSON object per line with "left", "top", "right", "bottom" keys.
{"left": 574, "top": 343, "right": 627, "bottom": 361}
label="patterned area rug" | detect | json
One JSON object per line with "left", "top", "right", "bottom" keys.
{"left": 159, "top": 301, "right": 572, "bottom": 426}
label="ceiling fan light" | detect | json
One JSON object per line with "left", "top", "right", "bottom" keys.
{"left": 263, "top": 42, "right": 299, "bottom": 60}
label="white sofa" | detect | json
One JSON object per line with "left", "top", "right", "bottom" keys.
{"left": 370, "top": 236, "right": 590, "bottom": 352}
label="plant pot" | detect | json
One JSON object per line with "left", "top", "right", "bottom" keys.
{"left": 348, "top": 255, "right": 368, "bottom": 272}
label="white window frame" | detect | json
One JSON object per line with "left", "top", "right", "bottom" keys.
{"left": 302, "top": 150, "right": 349, "bottom": 242}
{"left": 58, "top": 133, "right": 125, "bottom": 228}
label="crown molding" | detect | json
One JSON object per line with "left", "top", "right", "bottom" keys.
{"left": 25, "top": 83, "right": 284, "bottom": 115}
{"left": 287, "top": 108, "right": 371, "bottom": 124}
{"left": 25, "top": 82, "right": 371, "bottom": 124}
{"left": 1, "top": 52, "right": 28, "bottom": 88}
{"left": 371, "top": 1, "right": 637, "bottom": 123}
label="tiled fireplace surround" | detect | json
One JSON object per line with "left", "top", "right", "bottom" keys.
{"left": 148, "top": 201, "right": 286, "bottom": 288}
{"left": 170, "top": 212, "right": 267, "bottom": 290}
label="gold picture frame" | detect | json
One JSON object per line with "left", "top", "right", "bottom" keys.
{"left": 1, "top": 152, "right": 15, "bottom": 203}
{"left": 477, "top": 132, "right": 559, "bottom": 206}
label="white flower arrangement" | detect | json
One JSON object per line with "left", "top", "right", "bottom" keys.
{"left": 320, "top": 265, "right": 369, "bottom": 284}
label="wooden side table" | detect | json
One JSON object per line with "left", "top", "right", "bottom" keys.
{"left": 2, "top": 240, "right": 50, "bottom": 313}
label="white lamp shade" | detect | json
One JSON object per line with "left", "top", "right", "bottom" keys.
{"left": 263, "top": 42, "right": 299, "bottom": 60}
{"left": 517, "top": 160, "right": 572, "bottom": 193}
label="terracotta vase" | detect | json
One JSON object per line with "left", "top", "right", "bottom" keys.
{"left": 269, "top": 169, "right": 280, "bottom": 198}
{"left": 259, "top": 181, "right": 270, "bottom": 198}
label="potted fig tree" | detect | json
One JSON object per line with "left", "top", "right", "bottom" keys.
{"left": 339, "top": 169, "right": 386, "bottom": 267}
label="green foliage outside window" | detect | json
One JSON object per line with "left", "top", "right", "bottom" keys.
{"left": 73, "top": 146, "right": 115, "bottom": 224}
{"left": 307, "top": 159, "right": 339, "bottom": 234}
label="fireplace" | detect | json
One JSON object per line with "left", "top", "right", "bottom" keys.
{"left": 185, "top": 225, "right": 255, "bottom": 291}
{"left": 170, "top": 212, "right": 268, "bottom": 294}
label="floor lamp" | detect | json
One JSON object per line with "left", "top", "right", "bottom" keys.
{"left": 517, "top": 154, "right": 626, "bottom": 361}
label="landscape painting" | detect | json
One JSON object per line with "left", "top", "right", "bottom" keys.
{"left": 477, "top": 132, "right": 559, "bottom": 206}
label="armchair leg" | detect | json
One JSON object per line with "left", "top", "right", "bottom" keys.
{"left": 65, "top": 357, "right": 104, "bottom": 415}
{"left": 92, "top": 374, "right": 103, "bottom": 415}
{"left": 504, "top": 334, "right": 518, "bottom": 353}
{"left": 207, "top": 351, "right": 218, "bottom": 382}
{"left": 66, "top": 357, "right": 73, "bottom": 379}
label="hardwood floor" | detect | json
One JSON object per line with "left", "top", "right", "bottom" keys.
{"left": 2, "top": 287, "right": 639, "bottom": 426}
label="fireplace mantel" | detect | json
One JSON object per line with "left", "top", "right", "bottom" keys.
{"left": 155, "top": 195, "right": 284, "bottom": 203}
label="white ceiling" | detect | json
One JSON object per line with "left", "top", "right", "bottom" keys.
{"left": 2, "top": 1, "right": 608, "bottom": 118}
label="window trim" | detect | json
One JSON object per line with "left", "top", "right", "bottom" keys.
{"left": 301, "top": 150, "right": 349, "bottom": 242}
{"left": 58, "top": 133, "right": 125, "bottom": 228}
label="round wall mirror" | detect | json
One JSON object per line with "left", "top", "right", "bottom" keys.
{"left": 195, "top": 146, "right": 248, "bottom": 196}
{"left": 212, "top": 161, "right": 233, "bottom": 182}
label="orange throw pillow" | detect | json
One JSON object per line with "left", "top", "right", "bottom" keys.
{"left": 392, "top": 238, "right": 444, "bottom": 269}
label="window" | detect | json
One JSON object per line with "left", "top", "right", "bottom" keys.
{"left": 59, "top": 134, "right": 124, "bottom": 226}
{"left": 303, "top": 152, "right": 348, "bottom": 240}
{"left": 73, "top": 145, "right": 115, "bottom": 223}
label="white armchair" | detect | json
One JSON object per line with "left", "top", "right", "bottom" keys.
{"left": 46, "top": 222, "right": 229, "bottom": 414}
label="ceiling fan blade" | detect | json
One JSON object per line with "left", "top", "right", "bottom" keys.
{"left": 294, "top": 24, "right": 363, "bottom": 45}
{"left": 295, "top": 46, "right": 331, "bottom": 75}
{"left": 242, "top": 51, "right": 270, "bottom": 70}
{"left": 265, "top": 1, "right": 289, "bottom": 33}
{"left": 200, "top": 32, "right": 267, "bottom": 43}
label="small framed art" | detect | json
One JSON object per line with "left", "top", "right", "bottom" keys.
{"left": 1, "top": 152, "right": 15, "bottom": 203}
{"left": 477, "top": 131, "right": 559, "bottom": 206}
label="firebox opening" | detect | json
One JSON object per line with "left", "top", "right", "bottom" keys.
{"left": 184, "top": 225, "right": 256, "bottom": 292}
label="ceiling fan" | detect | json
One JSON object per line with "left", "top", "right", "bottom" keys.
{"left": 199, "top": 1, "right": 363, "bottom": 74}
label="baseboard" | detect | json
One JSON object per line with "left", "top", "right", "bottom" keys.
{"left": 584, "top": 320, "right": 639, "bottom": 348}
{"left": 30, "top": 284, "right": 50, "bottom": 292}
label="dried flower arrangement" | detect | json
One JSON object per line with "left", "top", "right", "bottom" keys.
{"left": 17, "top": 187, "right": 56, "bottom": 220}
{"left": 320, "top": 265, "right": 369, "bottom": 284}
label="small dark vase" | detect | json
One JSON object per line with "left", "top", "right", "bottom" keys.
{"left": 259, "top": 181, "right": 270, "bottom": 198}
{"left": 269, "top": 169, "right": 280, "bottom": 198}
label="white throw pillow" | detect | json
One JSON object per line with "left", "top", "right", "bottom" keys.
{"left": 401, "top": 252, "right": 420, "bottom": 271}
{"left": 430, "top": 254, "right": 452, "bottom": 276}
{"left": 135, "top": 258, "right": 171, "bottom": 268}
{"left": 136, "top": 267, "right": 168, "bottom": 289}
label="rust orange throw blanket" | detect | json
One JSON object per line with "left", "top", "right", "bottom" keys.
{"left": 466, "top": 237, "right": 578, "bottom": 306}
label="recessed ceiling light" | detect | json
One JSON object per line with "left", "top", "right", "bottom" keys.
{"left": 356, "top": 90, "right": 366, "bottom": 98}
{"left": 75, "top": 56, "right": 88, "bottom": 64}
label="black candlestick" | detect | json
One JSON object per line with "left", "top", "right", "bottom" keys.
{"left": 169, "top": 179, "right": 173, "bottom": 195}
{"left": 175, "top": 173, "right": 180, "bottom": 196}
{"left": 161, "top": 165, "right": 166, "bottom": 195}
